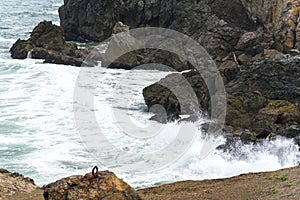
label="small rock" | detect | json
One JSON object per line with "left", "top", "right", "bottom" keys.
{"left": 112, "top": 21, "right": 130, "bottom": 34}
{"left": 263, "top": 49, "right": 283, "bottom": 56}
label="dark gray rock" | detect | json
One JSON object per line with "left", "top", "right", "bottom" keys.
{"left": 143, "top": 54, "right": 300, "bottom": 142}
{"left": 59, "top": 0, "right": 256, "bottom": 58}
{"left": 44, "top": 53, "right": 83, "bottom": 67}
{"left": 9, "top": 39, "right": 33, "bottom": 59}
{"left": 143, "top": 70, "right": 209, "bottom": 123}
{"left": 10, "top": 21, "right": 92, "bottom": 66}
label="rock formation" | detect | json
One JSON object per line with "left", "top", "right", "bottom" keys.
{"left": 43, "top": 170, "right": 141, "bottom": 200}
{"left": 0, "top": 169, "right": 39, "bottom": 199}
{"left": 9, "top": 21, "right": 89, "bottom": 66}
{"left": 240, "top": 0, "right": 300, "bottom": 52}
{"left": 59, "top": 0, "right": 257, "bottom": 66}
{"left": 143, "top": 54, "right": 300, "bottom": 144}
{"left": 59, "top": 0, "right": 300, "bottom": 53}
{"left": 9, "top": 0, "right": 300, "bottom": 145}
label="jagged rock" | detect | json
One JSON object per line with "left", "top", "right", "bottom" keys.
{"left": 235, "top": 29, "right": 274, "bottom": 56}
{"left": 58, "top": 0, "right": 300, "bottom": 70}
{"left": 263, "top": 49, "right": 283, "bottom": 56}
{"left": 143, "top": 54, "right": 300, "bottom": 142}
{"left": 237, "top": 53, "right": 252, "bottom": 65}
{"left": 31, "top": 47, "right": 48, "bottom": 59}
{"left": 59, "top": 0, "right": 256, "bottom": 59}
{"left": 43, "top": 170, "right": 141, "bottom": 200}
{"left": 218, "top": 60, "right": 239, "bottom": 84}
{"left": 10, "top": 21, "right": 91, "bottom": 66}
{"left": 139, "top": 49, "right": 192, "bottom": 72}
{"left": 9, "top": 39, "right": 33, "bottom": 59}
{"left": 240, "top": 0, "right": 300, "bottom": 52}
{"left": 0, "top": 169, "right": 38, "bottom": 199}
{"left": 225, "top": 54, "right": 300, "bottom": 138}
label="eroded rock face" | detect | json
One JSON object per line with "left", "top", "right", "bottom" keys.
{"left": 43, "top": 170, "right": 141, "bottom": 200}
{"left": 58, "top": 0, "right": 300, "bottom": 68}
{"left": 59, "top": 0, "right": 255, "bottom": 57}
{"left": 0, "top": 169, "right": 38, "bottom": 199}
{"left": 226, "top": 55, "right": 300, "bottom": 134}
{"left": 241, "top": 0, "right": 300, "bottom": 52}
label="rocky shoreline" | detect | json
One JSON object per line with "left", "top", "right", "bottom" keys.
{"left": 5, "top": 0, "right": 300, "bottom": 199}
{"left": 1, "top": 167, "right": 300, "bottom": 199}
{"left": 10, "top": 0, "right": 300, "bottom": 147}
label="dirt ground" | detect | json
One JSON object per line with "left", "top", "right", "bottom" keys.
{"left": 138, "top": 166, "right": 300, "bottom": 200}
{"left": 3, "top": 166, "right": 300, "bottom": 200}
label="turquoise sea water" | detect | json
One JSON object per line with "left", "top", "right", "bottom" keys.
{"left": 0, "top": 0, "right": 299, "bottom": 188}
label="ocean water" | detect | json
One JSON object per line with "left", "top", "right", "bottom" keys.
{"left": 0, "top": 0, "right": 299, "bottom": 188}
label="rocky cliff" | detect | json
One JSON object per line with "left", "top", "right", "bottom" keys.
{"left": 240, "top": 0, "right": 300, "bottom": 52}
{"left": 59, "top": 0, "right": 257, "bottom": 57}
{"left": 59, "top": 0, "right": 300, "bottom": 54}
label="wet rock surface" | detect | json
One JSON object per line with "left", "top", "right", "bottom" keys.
{"left": 43, "top": 170, "right": 141, "bottom": 200}
{"left": 143, "top": 54, "right": 300, "bottom": 144}
{"left": 143, "top": 70, "right": 209, "bottom": 123}
{"left": 9, "top": 21, "right": 89, "bottom": 66}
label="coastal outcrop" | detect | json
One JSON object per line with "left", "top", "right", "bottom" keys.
{"left": 59, "top": 0, "right": 256, "bottom": 70}
{"left": 57, "top": 0, "right": 300, "bottom": 72}
{"left": 143, "top": 54, "right": 300, "bottom": 143}
{"left": 240, "top": 0, "right": 300, "bottom": 52}
{"left": 59, "top": 0, "right": 300, "bottom": 53}
{"left": 0, "top": 169, "right": 39, "bottom": 200}
{"left": 9, "top": 21, "right": 89, "bottom": 66}
{"left": 225, "top": 54, "right": 300, "bottom": 142}
{"left": 43, "top": 170, "right": 141, "bottom": 200}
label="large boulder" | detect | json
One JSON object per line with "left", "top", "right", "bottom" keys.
{"left": 43, "top": 170, "right": 141, "bottom": 200}
{"left": 143, "top": 70, "right": 210, "bottom": 123}
{"left": 30, "top": 21, "right": 65, "bottom": 51}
